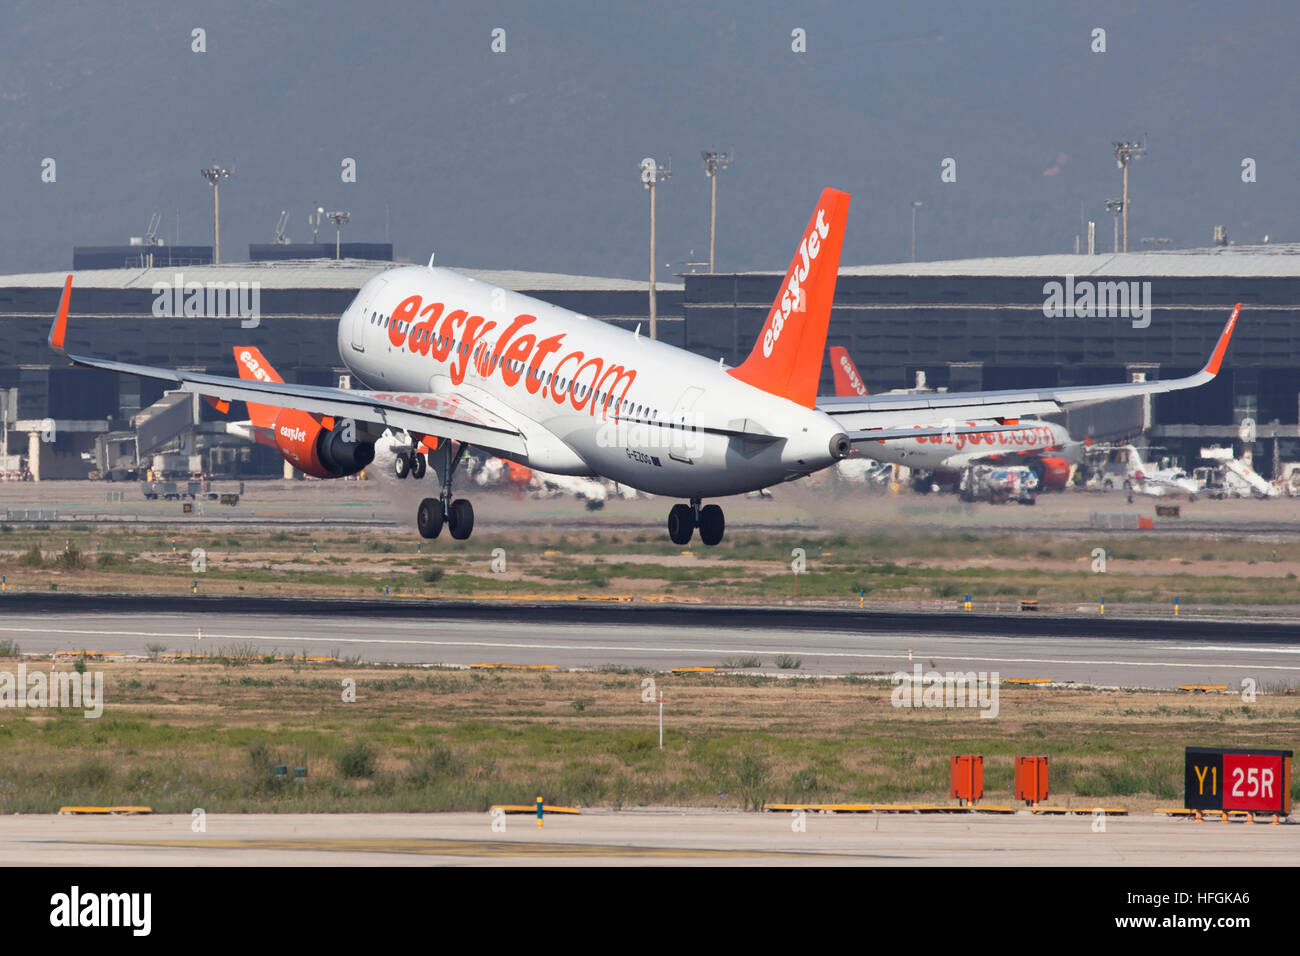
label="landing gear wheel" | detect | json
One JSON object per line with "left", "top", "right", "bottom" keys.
{"left": 394, "top": 453, "right": 410, "bottom": 479}
{"left": 698, "top": 504, "right": 725, "bottom": 546}
{"left": 411, "top": 452, "right": 427, "bottom": 479}
{"left": 667, "top": 503, "right": 695, "bottom": 545}
{"left": 417, "top": 497, "right": 443, "bottom": 539}
{"left": 447, "top": 498, "right": 475, "bottom": 540}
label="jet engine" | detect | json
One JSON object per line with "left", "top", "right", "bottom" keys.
{"left": 273, "top": 408, "right": 375, "bottom": 479}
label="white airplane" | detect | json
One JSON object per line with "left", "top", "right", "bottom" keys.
{"left": 1119, "top": 444, "right": 1202, "bottom": 500}
{"left": 1199, "top": 445, "right": 1279, "bottom": 498}
{"left": 828, "top": 346, "right": 1083, "bottom": 490}
{"left": 48, "top": 189, "right": 1241, "bottom": 545}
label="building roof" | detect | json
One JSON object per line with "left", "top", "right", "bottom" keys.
{"left": 836, "top": 244, "right": 1300, "bottom": 278}
{"left": 0, "top": 259, "right": 682, "bottom": 293}
{"left": 706, "top": 244, "right": 1300, "bottom": 280}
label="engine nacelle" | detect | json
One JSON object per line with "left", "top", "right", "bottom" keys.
{"left": 1037, "top": 456, "right": 1072, "bottom": 490}
{"left": 273, "top": 408, "right": 375, "bottom": 479}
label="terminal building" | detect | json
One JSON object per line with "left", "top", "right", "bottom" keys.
{"left": 1, "top": 241, "right": 1297, "bottom": 478}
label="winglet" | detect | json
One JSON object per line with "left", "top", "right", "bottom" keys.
{"left": 49, "top": 274, "right": 73, "bottom": 357}
{"left": 1201, "top": 303, "right": 1241, "bottom": 377}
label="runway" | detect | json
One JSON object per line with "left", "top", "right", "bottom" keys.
{"left": 2, "top": 811, "right": 1294, "bottom": 866}
{"left": 3, "top": 594, "right": 1299, "bottom": 688}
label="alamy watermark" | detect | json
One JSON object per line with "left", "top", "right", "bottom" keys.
{"left": 0, "top": 663, "right": 104, "bottom": 718}
{"left": 152, "top": 272, "right": 261, "bottom": 328}
{"left": 595, "top": 412, "right": 705, "bottom": 461}
{"left": 891, "top": 663, "right": 999, "bottom": 718}
{"left": 1043, "top": 274, "right": 1151, "bottom": 329}
{"left": 50, "top": 886, "right": 150, "bottom": 936}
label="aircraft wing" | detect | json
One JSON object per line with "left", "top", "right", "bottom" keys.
{"left": 820, "top": 304, "right": 1240, "bottom": 440}
{"left": 48, "top": 275, "right": 527, "bottom": 457}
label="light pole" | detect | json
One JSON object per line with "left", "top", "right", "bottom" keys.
{"left": 326, "top": 211, "right": 350, "bottom": 260}
{"left": 1104, "top": 198, "right": 1123, "bottom": 253}
{"left": 911, "top": 201, "right": 923, "bottom": 262}
{"left": 701, "top": 149, "right": 732, "bottom": 272}
{"left": 1112, "top": 138, "right": 1146, "bottom": 252}
{"left": 640, "top": 156, "right": 671, "bottom": 339}
{"left": 200, "top": 165, "right": 232, "bottom": 264}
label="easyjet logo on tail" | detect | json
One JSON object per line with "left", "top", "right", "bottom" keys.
{"left": 729, "top": 188, "right": 851, "bottom": 409}
{"left": 839, "top": 355, "right": 866, "bottom": 395}
{"left": 233, "top": 347, "right": 285, "bottom": 429}
{"left": 763, "top": 207, "right": 831, "bottom": 358}
{"left": 829, "top": 346, "right": 868, "bottom": 397}
{"left": 239, "top": 350, "right": 273, "bottom": 383}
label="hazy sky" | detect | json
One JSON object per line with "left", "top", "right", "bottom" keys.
{"left": 2, "top": 0, "right": 1296, "bottom": 277}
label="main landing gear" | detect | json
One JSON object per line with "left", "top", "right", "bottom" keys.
{"left": 667, "top": 498, "right": 725, "bottom": 546}
{"left": 414, "top": 441, "right": 475, "bottom": 541}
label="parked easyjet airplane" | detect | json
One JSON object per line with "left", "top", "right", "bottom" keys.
{"left": 827, "top": 346, "right": 1084, "bottom": 490}
{"left": 49, "top": 189, "right": 1241, "bottom": 545}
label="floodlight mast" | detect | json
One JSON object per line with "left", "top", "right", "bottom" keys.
{"left": 1104, "top": 198, "right": 1124, "bottom": 253}
{"left": 640, "top": 157, "right": 671, "bottom": 339}
{"left": 326, "top": 211, "right": 351, "bottom": 260}
{"left": 910, "top": 201, "right": 923, "bottom": 263}
{"left": 700, "top": 149, "right": 732, "bottom": 272}
{"left": 1112, "top": 137, "right": 1147, "bottom": 252}
{"left": 200, "top": 165, "right": 232, "bottom": 264}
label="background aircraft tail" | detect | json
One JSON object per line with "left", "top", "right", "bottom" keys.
{"left": 232, "top": 347, "right": 285, "bottom": 428}
{"left": 729, "top": 188, "right": 850, "bottom": 408}
{"left": 829, "top": 345, "right": 869, "bottom": 397}
{"left": 1123, "top": 444, "right": 1146, "bottom": 478}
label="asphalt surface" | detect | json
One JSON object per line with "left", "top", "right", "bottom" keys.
{"left": 2, "top": 811, "right": 1294, "bottom": 866}
{"left": 3, "top": 594, "right": 1298, "bottom": 688}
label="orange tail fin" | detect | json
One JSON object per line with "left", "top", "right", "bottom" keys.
{"left": 829, "top": 345, "right": 869, "bottom": 397}
{"left": 728, "top": 188, "right": 850, "bottom": 408}
{"left": 232, "top": 347, "right": 284, "bottom": 429}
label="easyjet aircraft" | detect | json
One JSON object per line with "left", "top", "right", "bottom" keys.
{"left": 48, "top": 188, "right": 1240, "bottom": 545}
{"left": 827, "top": 345, "right": 1084, "bottom": 490}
